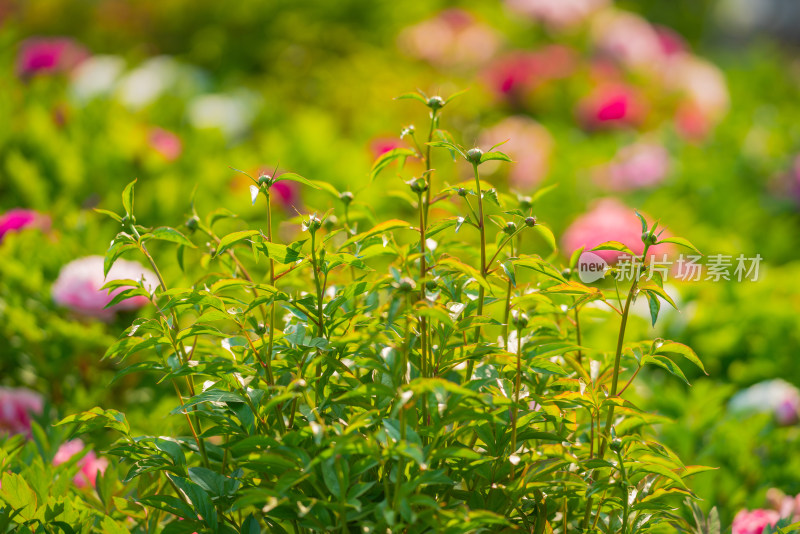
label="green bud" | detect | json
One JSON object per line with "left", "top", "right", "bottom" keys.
{"left": 518, "top": 195, "right": 533, "bottom": 210}
{"left": 406, "top": 177, "right": 428, "bottom": 194}
{"left": 394, "top": 277, "right": 417, "bottom": 293}
{"left": 121, "top": 214, "right": 136, "bottom": 230}
{"left": 457, "top": 187, "right": 468, "bottom": 197}
{"left": 425, "top": 280, "right": 438, "bottom": 291}
{"left": 561, "top": 268, "right": 572, "bottom": 279}
{"left": 339, "top": 191, "right": 354, "bottom": 205}
{"left": 503, "top": 221, "right": 517, "bottom": 235}
{"left": 525, "top": 216, "right": 537, "bottom": 228}
{"left": 610, "top": 436, "right": 623, "bottom": 453}
{"left": 255, "top": 322, "right": 267, "bottom": 335}
{"left": 323, "top": 215, "right": 338, "bottom": 230}
{"left": 426, "top": 96, "right": 445, "bottom": 110}
{"left": 641, "top": 232, "right": 657, "bottom": 245}
{"left": 185, "top": 216, "right": 199, "bottom": 233}
{"left": 258, "top": 174, "right": 272, "bottom": 187}
{"left": 304, "top": 215, "right": 322, "bottom": 233}
{"left": 466, "top": 148, "right": 483, "bottom": 165}
{"left": 511, "top": 310, "right": 529, "bottom": 329}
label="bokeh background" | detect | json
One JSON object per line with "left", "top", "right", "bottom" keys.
{"left": 2, "top": 0, "right": 800, "bottom": 527}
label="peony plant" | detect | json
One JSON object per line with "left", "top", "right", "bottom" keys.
{"left": 1, "top": 91, "right": 728, "bottom": 533}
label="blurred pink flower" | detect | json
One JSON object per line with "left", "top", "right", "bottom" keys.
{"left": 270, "top": 180, "right": 300, "bottom": 212}
{"left": 654, "top": 25, "right": 688, "bottom": 56}
{"left": 767, "top": 489, "right": 800, "bottom": 522}
{"left": 504, "top": 0, "right": 608, "bottom": 30}
{"left": 731, "top": 509, "right": 780, "bottom": 534}
{"left": 53, "top": 439, "right": 108, "bottom": 489}
{"left": 52, "top": 256, "right": 156, "bottom": 320}
{"left": 594, "top": 141, "right": 670, "bottom": 191}
{"left": 728, "top": 379, "right": 800, "bottom": 426}
{"left": 561, "top": 198, "right": 672, "bottom": 262}
{"left": 16, "top": 37, "right": 88, "bottom": 78}
{"left": 149, "top": 128, "right": 183, "bottom": 161}
{"left": 398, "top": 9, "right": 500, "bottom": 69}
{"left": 0, "top": 387, "right": 43, "bottom": 437}
{"left": 577, "top": 83, "right": 646, "bottom": 130}
{"left": 0, "top": 209, "right": 50, "bottom": 241}
{"left": 483, "top": 46, "right": 577, "bottom": 99}
{"left": 370, "top": 138, "right": 407, "bottom": 159}
{"left": 667, "top": 56, "right": 729, "bottom": 141}
{"left": 478, "top": 116, "right": 553, "bottom": 190}
{"left": 591, "top": 10, "right": 665, "bottom": 71}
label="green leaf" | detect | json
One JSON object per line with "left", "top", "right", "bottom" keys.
{"left": 273, "top": 172, "right": 320, "bottom": 189}
{"left": 122, "top": 179, "right": 137, "bottom": 215}
{"left": 480, "top": 151, "right": 512, "bottom": 163}
{"left": 257, "top": 241, "right": 305, "bottom": 264}
{"left": 437, "top": 257, "right": 492, "bottom": 293}
{"left": 590, "top": 241, "right": 635, "bottom": 255}
{"left": 395, "top": 92, "right": 427, "bottom": 104}
{"left": 568, "top": 246, "right": 585, "bottom": 271}
{"left": 645, "top": 292, "right": 660, "bottom": 327}
{"left": 370, "top": 148, "right": 417, "bottom": 181}
{"left": 532, "top": 224, "right": 557, "bottom": 251}
{"left": 215, "top": 230, "right": 260, "bottom": 257}
{"left": 655, "top": 341, "right": 707, "bottom": 374}
{"left": 312, "top": 180, "right": 341, "bottom": 198}
{"left": 642, "top": 354, "right": 690, "bottom": 385}
{"left": 640, "top": 283, "right": 678, "bottom": 310}
{"left": 94, "top": 208, "right": 123, "bottom": 223}
{"left": 147, "top": 227, "right": 196, "bottom": 248}
{"left": 634, "top": 210, "right": 648, "bottom": 235}
{"left": 105, "top": 238, "right": 137, "bottom": 277}
{"left": 340, "top": 219, "right": 411, "bottom": 248}
{"left": 656, "top": 236, "right": 702, "bottom": 255}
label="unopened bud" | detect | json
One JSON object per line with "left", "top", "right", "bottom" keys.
{"left": 525, "top": 216, "right": 537, "bottom": 228}
{"left": 426, "top": 96, "right": 445, "bottom": 110}
{"left": 466, "top": 148, "right": 483, "bottom": 165}
{"left": 503, "top": 221, "right": 517, "bottom": 235}
{"left": 339, "top": 191, "right": 354, "bottom": 205}
{"left": 185, "top": 216, "right": 199, "bottom": 233}
{"left": 511, "top": 310, "right": 529, "bottom": 329}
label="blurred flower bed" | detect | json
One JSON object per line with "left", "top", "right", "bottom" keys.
{"left": 1, "top": 0, "right": 800, "bottom": 530}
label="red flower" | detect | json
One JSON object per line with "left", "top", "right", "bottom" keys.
{"left": 16, "top": 37, "right": 88, "bottom": 78}
{"left": 577, "top": 83, "right": 646, "bottom": 130}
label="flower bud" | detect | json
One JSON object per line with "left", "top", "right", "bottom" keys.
{"left": 394, "top": 277, "right": 417, "bottom": 293}
{"left": 255, "top": 322, "right": 267, "bottom": 335}
{"left": 525, "top": 216, "right": 537, "bottom": 228}
{"left": 121, "top": 214, "right": 136, "bottom": 230}
{"left": 426, "top": 96, "right": 445, "bottom": 110}
{"left": 610, "top": 436, "right": 623, "bottom": 453}
{"left": 518, "top": 195, "right": 533, "bottom": 210}
{"left": 258, "top": 174, "right": 272, "bottom": 188}
{"left": 339, "top": 191, "right": 354, "bottom": 205}
{"left": 511, "top": 310, "right": 529, "bottom": 329}
{"left": 561, "top": 268, "right": 572, "bottom": 279}
{"left": 185, "top": 216, "right": 199, "bottom": 233}
{"left": 457, "top": 187, "right": 468, "bottom": 197}
{"left": 406, "top": 177, "right": 429, "bottom": 194}
{"left": 466, "top": 148, "right": 483, "bottom": 165}
{"left": 401, "top": 125, "right": 415, "bottom": 138}
{"left": 503, "top": 221, "right": 517, "bottom": 235}
{"left": 425, "top": 279, "right": 438, "bottom": 292}
{"left": 304, "top": 215, "right": 322, "bottom": 233}
{"left": 641, "top": 232, "right": 657, "bottom": 245}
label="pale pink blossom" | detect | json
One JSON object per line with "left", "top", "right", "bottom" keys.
{"left": 0, "top": 387, "right": 43, "bottom": 437}
{"left": 591, "top": 10, "right": 665, "bottom": 71}
{"left": 561, "top": 198, "right": 672, "bottom": 263}
{"left": 731, "top": 509, "right": 780, "bottom": 534}
{"left": 482, "top": 46, "right": 577, "bottom": 99}
{"left": 504, "top": 0, "right": 609, "bottom": 30}
{"left": 594, "top": 141, "right": 670, "bottom": 191}
{"left": 398, "top": 9, "right": 500, "bottom": 69}
{"left": 729, "top": 379, "right": 800, "bottom": 426}
{"left": 149, "top": 128, "right": 183, "bottom": 161}
{"left": 666, "top": 56, "right": 729, "bottom": 140}
{"left": 53, "top": 439, "right": 108, "bottom": 489}
{"left": 478, "top": 116, "right": 553, "bottom": 190}
{"left": 52, "top": 256, "right": 156, "bottom": 320}
{"left": 577, "top": 83, "right": 646, "bottom": 130}
{"left": 16, "top": 37, "right": 88, "bottom": 78}
{"left": 0, "top": 209, "right": 50, "bottom": 241}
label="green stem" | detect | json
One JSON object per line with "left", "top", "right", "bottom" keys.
{"left": 418, "top": 191, "right": 429, "bottom": 428}
{"left": 466, "top": 163, "right": 487, "bottom": 381}
{"left": 510, "top": 324, "right": 522, "bottom": 480}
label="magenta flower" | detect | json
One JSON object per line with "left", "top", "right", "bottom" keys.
{"left": 0, "top": 209, "right": 49, "bottom": 242}
{"left": 16, "top": 37, "right": 89, "bottom": 78}
{"left": 52, "top": 256, "right": 157, "bottom": 320}
{"left": 398, "top": 9, "right": 500, "bottom": 69}
{"left": 731, "top": 509, "right": 780, "bottom": 534}
{"left": 149, "top": 128, "right": 183, "bottom": 161}
{"left": 561, "top": 198, "right": 672, "bottom": 263}
{"left": 594, "top": 141, "right": 670, "bottom": 191}
{"left": 370, "top": 138, "right": 407, "bottom": 159}
{"left": 482, "top": 46, "right": 576, "bottom": 99}
{"left": 270, "top": 180, "right": 300, "bottom": 212}
{"left": 0, "top": 387, "right": 43, "bottom": 437}
{"left": 478, "top": 116, "right": 553, "bottom": 190}
{"left": 577, "top": 83, "right": 646, "bottom": 130}
{"left": 53, "top": 439, "right": 109, "bottom": 489}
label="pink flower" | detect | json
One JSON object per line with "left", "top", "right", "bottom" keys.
{"left": 53, "top": 439, "right": 108, "bottom": 489}
{"left": 504, "top": 0, "right": 609, "bottom": 30}
{"left": 398, "top": 9, "right": 500, "bottom": 69}
{"left": 594, "top": 141, "right": 670, "bottom": 191}
{"left": 0, "top": 387, "right": 43, "bottom": 437}
{"left": 666, "top": 56, "right": 729, "bottom": 140}
{"left": 731, "top": 509, "right": 780, "bottom": 534}
{"left": 591, "top": 10, "right": 665, "bottom": 71}
{"left": 478, "top": 116, "right": 553, "bottom": 190}
{"left": 16, "top": 37, "right": 88, "bottom": 78}
{"left": 370, "top": 138, "right": 407, "bottom": 159}
{"left": 561, "top": 198, "right": 672, "bottom": 263}
{"left": 149, "top": 128, "right": 183, "bottom": 161}
{"left": 728, "top": 379, "right": 800, "bottom": 426}
{"left": 577, "top": 83, "right": 646, "bottom": 130}
{"left": 482, "top": 46, "right": 577, "bottom": 98}
{"left": 0, "top": 209, "right": 49, "bottom": 241}
{"left": 52, "top": 256, "right": 156, "bottom": 320}
{"left": 270, "top": 180, "right": 300, "bottom": 212}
